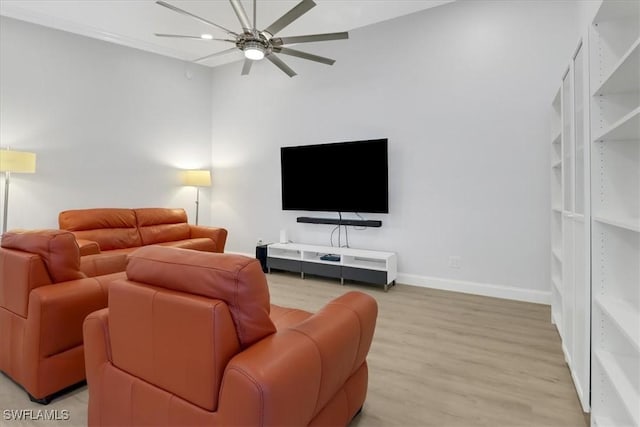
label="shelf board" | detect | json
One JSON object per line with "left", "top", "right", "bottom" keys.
{"left": 552, "top": 309, "right": 562, "bottom": 333}
{"left": 593, "top": 38, "right": 640, "bottom": 96}
{"left": 594, "top": 107, "right": 640, "bottom": 141}
{"left": 552, "top": 160, "right": 562, "bottom": 169}
{"left": 592, "top": 415, "right": 616, "bottom": 427}
{"left": 343, "top": 260, "right": 387, "bottom": 271}
{"left": 268, "top": 242, "right": 395, "bottom": 259}
{"left": 594, "top": 349, "right": 640, "bottom": 426}
{"left": 268, "top": 253, "right": 300, "bottom": 261}
{"left": 552, "top": 248, "right": 562, "bottom": 261}
{"left": 551, "top": 275, "right": 562, "bottom": 294}
{"left": 552, "top": 207, "right": 562, "bottom": 213}
{"left": 552, "top": 131, "right": 561, "bottom": 145}
{"left": 595, "top": 297, "right": 640, "bottom": 352}
{"left": 593, "top": 0, "right": 640, "bottom": 24}
{"left": 593, "top": 215, "right": 640, "bottom": 233}
{"left": 553, "top": 88, "right": 561, "bottom": 110}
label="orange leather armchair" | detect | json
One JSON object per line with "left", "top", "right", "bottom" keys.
{"left": 83, "top": 246, "right": 378, "bottom": 426}
{"left": 0, "top": 230, "right": 126, "bottom": 403}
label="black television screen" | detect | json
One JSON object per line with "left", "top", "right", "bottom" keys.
{"left": 280, "top": 139, "right": 388, "bottom": 213}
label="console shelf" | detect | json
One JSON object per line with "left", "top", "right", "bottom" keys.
{"left": 267, "top": 243, "right": 397, "bottom": 291}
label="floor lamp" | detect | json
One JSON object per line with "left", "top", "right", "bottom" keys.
{"left": 180, "top": 170, "right": 211, "bottom": 225}
{"left": 1, "top": 149, "right": 37, "bottom": 234}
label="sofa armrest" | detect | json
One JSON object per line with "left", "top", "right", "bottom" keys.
{"left": 27, "top": 278, "right": 108, "bottom": 359}
{"left": 188, "top": 226, "right": 228, "bottom": 252}
{"left": 76, "top": 239, "right": 100, "bottom": 256}
{"left": 219, "top": 291, "right": 377, "bottom": 426}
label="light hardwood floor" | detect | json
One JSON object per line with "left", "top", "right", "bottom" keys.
{"left": 0, "top": 273, "right": 587, "bottom": 427}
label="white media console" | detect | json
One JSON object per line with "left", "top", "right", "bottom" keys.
{"left": 266, "top": 243, "right": 397, "bottom": 291}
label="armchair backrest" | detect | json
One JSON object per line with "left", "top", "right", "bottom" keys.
{"left": 0, "top": 230, "right": 84, "bottom": 317}
{"left": 59, "top": 208, "right": 141, "bottom": 250}
{"left": 109, "top": 281, "right": 240, "bottom": 412}
{"left": 109, "top": 247, "right": 277, "bottom": 411}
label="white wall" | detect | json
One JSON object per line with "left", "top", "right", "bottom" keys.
{"left": 209, "top": 0, "right": 584, "bottom": 302}
{"left": 0, "top": 16, "right": 213, "bottom": 229}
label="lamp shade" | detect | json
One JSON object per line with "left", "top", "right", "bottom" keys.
{"left": 181, "top": 170, "right": 211, "bottom": 187}
{"left": 0, "top": 150, "right": 36, "bottom": 173}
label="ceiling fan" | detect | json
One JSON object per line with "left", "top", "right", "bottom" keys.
{"left": 155, "top": 0, "right": 349, "bottom": 77}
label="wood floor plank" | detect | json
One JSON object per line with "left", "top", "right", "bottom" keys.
{"left": 266, "top": 274, "right": 587, "bottom": 427}
{"left": 0, "top": 273, "right": 587, "bottom": 426}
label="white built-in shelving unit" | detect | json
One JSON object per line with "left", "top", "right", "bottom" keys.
{"left": 551, "top": 33, "right": 591, "bottom": 412}
{"left": 551, "top": 88, "right": 563, "bottom": 331}
{"left": 589, "top": 1, "right": 640, "bottom": 425}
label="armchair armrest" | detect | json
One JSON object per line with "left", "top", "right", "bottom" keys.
{"left": 83, "top": 309, "right": 112, "bottom": 384}
{"left": 76, "top": 239, "right": 100, "bottom": 256}
{"left": 189, "top": 226, "right": 228, "bottom": 252}
{"left": 219, "top": 291, "right": 377, "bottom": 426}
{"left": 28, "top": 278, "right": 108, "bottom": 359}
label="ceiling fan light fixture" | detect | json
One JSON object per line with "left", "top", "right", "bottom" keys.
{"left": 200, "top": 33, "right": 213, "bottom": 40}
{"left": 244, "top": 41, "right": 265, "bottom": 60}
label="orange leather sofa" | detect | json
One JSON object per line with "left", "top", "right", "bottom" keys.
{"left": 0, "top": 230, "right": 126, "bottom": 403}
{"left": 58, "top": 207, "right": 227, "bottom": 257}
{"left": 84, "top": 246, "right": 378, "bottom": 426}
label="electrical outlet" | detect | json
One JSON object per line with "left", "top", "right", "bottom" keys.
{"left": 449, "top": 256, "right": 461, "bottom": 269}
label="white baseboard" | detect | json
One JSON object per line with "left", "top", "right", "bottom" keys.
{"left": 227, "top": 251, "right": 254, "bottom": 257}
{"left": 396, "top": 273, "right": 551, "bottom": 305}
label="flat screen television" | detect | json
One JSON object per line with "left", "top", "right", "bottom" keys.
{"left": 280, "top": 138, "right": 388, "bottom": 213}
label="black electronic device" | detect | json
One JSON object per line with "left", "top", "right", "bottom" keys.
{"left": 320, "top": 254, "right": 341, "bottom": 262}
{"left": 280, "top": 139, "right": 388, "bottom": 214}
{"left": 255, "top": 243, "right": 269, "bottom": 273}
{"left": 297, "top": 216, "right": 382, "bottom": 227}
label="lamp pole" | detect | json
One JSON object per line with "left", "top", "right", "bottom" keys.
{"left": 2, "top": 171, "right": 10, "bottom": 234}
{"left": 195, "top": 187, "right": 200, "bottom": 226}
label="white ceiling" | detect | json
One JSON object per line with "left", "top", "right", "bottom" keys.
{"left": 0, "top": 0, "right": 453, "bottom": 67}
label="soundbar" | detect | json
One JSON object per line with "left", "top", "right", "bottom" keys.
{"left": 296, "top": 217, "right": 382, "bottom": 228}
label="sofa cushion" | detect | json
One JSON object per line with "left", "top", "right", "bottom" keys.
{"left": 126, "top": 246, "right": 276, "bottom": 348}
{"left": 1, "top": 230, "right": 85, "bottom": 283}
{"left": 155, "top": 238, "right": 216, "bottom": 252}
{"left": 59, "top": 208, "right": 141, "bottom": 250}
{"left": 135, "top": 208, "right": 190, "bottom": 245}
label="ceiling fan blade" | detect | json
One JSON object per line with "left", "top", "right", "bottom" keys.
{"left": 273, "top": 47, "right": 336, "bottom": 65}
{"left": 241, "top": 58, "right": 253, "bottom": 76}
{"left": 155, "top": 33, "right": 235, "bottom": 43}
{"left": 274, "top": 47, "right": 335, "bottom": 65}
{"left": 263, "top": 0, "right": 316, "bottom": 37}
{"left": 193, "top": 47, "right": 239, "bottom": 63}
{"left": 273, "top": 32, "right": 349, "bottom": 46}
{"left": 266, "top": 54, "right": 297, "bottom": 77}
{"left": 229, "top": 0, "right": 252, "bottom": 33}
{"left": 156, "top": 0, "right": 238, "bottom": 37}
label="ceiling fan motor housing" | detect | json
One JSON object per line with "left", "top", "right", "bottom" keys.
{"left": 237, "top": 33, "right": 271, "bottom": 59}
